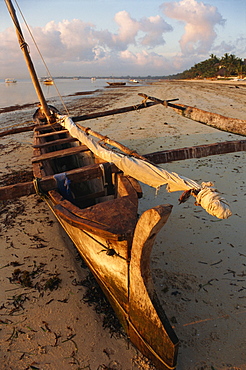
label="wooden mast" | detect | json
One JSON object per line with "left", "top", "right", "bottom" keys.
{"left": 4, "top": 0, "right": 52, "bottom": 123}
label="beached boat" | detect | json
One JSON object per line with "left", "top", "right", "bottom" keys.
{"left": 3, "top": 1, "right": 233, "bottom": 369}
{"left": 30, "top": 109, "right": 179, "bottom": 370}
{"left": 107, "top": 81, "right": 126, "bottom": 86}
{"left": 4, "top": 2, "right": 180, "bottom": 368}
{"left": 5, "top": 78, "right": 17, "bottom": 83}
{"left": 129, "top": 79, "right": 139, "bottom": 83}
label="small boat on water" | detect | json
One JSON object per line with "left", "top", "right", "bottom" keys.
{"left": 43, "top": 78, "right": 54, "bottom": 85}
{"left": 5, "top": 78, "right": 17, "bottom": 83}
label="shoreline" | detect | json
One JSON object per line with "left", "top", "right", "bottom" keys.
{"left": 0, "top": 81, "right": 246, "bottom": 370}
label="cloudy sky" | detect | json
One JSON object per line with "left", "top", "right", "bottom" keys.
{"left": 0, "top": 0, "right": 245, "bottom": 78}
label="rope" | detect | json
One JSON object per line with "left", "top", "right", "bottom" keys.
{"left": 33, "top": 178, "right": 48, "bottom": 199}
{"left": 13, "top": 0, "right": 70, "bottom": 116}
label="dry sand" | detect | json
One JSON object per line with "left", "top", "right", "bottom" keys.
{"left": 0, "top": 80, "right": 246, "bottom": 370}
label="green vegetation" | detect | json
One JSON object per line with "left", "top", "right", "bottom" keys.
{"left": 172, "top": 54, "right": 246, "bottom": 80}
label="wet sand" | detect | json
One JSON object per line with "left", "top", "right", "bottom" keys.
{"left": 0, "top": 80, "right": 246, "bottom": 370}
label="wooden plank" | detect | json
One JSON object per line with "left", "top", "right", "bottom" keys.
{"left": 35, "top": 129, "right": 68, "bottom": 138}
{"left": 144, "top": 140, "right": 246, "bottom": 164}
{"left": 71, "top": 102, "right": 158, "bottom": 122}
{"left": 34, "top": 123, "right": 61, "bottom": 131}
{"left": 0, "top": 125, "right": 36, "bottom": 138}
{"left": 31, "top": 145, "right": 89, "bottom": 163}
{"left": 0, "top": 163, "right": 119, "bottom": 200}
{"left": 33, "top": 137, "right": 79, "bottom": 149}
{"left": 71, "top": 99, "right": 179, "bottom": 123}
{"left": 171, "top": 104, "right": 246, "bottom": 136}
{"left": 139, "top": 93, "right": 246, "bottom": 137}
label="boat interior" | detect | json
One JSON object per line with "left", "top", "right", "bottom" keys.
{"left": 33, "top": 123, "right": 117, "bottom": 208}
{"left": 32, "top": 121, "right": 142, "bottom": 240}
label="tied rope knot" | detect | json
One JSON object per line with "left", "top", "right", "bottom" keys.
{"left": 195, "top": 182, "right": 232, "bottom": 219}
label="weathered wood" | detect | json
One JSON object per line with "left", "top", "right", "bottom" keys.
{"left": 172, "top": 103, "right": 246, "bottom": 136}
{"left": 71, "top": 99, "right": 179, "bottom": 123}
{"left": 5, "top": 138, "right": 242, "bottom": 201}
{"left": 75, "top": 123, "right": 148, "bottom": 161}
{"left": 31, "top": 145, "right": 89, "bottom": 163}
{"left": 129, "top": 204, "right": 179, "bottom": 370}
{"left": 0, "top": 98, "right": 178, "bottom": 139}
{"left": 0, "top": 163, "right": 118, "bottom": 200}
{"left": 5, "top": 0, "right": 181, "bottom": 367}
{"left": 35, "top": 129, "right": 68, "bottom": 138}
{"left": 50, "top": 174, "right": 139, "bottom": 240}
{"left": 0, "top": 125, "right": 36, "bottom": 138}
{"left": 33, "top": 137, "right": 78, "bottom": 149}
{"left": 144, "top": 139, "right": 246, "bottom": 164}
{"left": 34, "top": 123, "right": 61, "bottom": 131}
{"left": 53, "top": 195, "right": 138, "bottom": 240}
{"left": 139, "top": 93, "right": 246, "bottom": 137}
{"left": 138, "top": 93, "right": 185, "bottom": 111}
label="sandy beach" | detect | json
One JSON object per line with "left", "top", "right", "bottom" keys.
{"left": 0, "top": 79, "right": 246, "bottom": 370}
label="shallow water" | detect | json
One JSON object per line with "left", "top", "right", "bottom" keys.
{"left": 0, "top": 78, "right": 112, "bottom": 109}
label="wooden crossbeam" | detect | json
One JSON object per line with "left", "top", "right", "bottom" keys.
{"left": 33, "top": 137, "right": 79, "bottom": 149}
{"left": 35, "top": 129, "right": 68, "bottom": 138}
{"left": 0, "top": 163, "right": 118, "bottom": 200}
{"left": 31, "top": 145, "right": 88, "bottom": 163}
{"left": 34, "top": 123, "right": 61, "bottom": 131}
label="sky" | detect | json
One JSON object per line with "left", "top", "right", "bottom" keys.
{"left": 0, "top": 0, "right": 245, "bottom": 78}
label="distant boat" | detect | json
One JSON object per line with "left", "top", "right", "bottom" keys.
{"left": 5, "top": 78, "right": 17, "bottom": 83}
{"left": 43, "top": 78, "right": 53, "bottom": 85}
{"left": 106, "top": 81, "right": 126, "bottom": 86}
{"left": 91, "top": 77, "right": 96, "bottom": 82}
{"left": 129, "top": 79, "right": 139, "bottom": 84}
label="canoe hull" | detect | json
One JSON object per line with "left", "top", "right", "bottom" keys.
{"left": 32, "top": 117, "right": 179, "bottom": 369}
{"left": 50, "top": 199, "right": 178, "bottom": 370}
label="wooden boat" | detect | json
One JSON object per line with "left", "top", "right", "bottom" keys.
{"left": 4, "top": 3, "right": 180, "bottom": 367}
{"left": 43, "top": 78, "right": 54, "bottom": 85}
{"left": 5, "top": 78, "right": 17, "bottom": 83}
{"left": 3, "top": 2, "right": 234, "bottom": 368}
{"left": 31, "top": 109, "right": 179, "bottom": 369}
{"left": 129, "top": 79, "right": 139, "bottom": 83}
{"left": 107, "top": 81, "right": 126, "bottom": 86}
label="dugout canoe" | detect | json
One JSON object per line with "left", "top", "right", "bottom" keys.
{"left": 32, "top": 111, "right": 179, "bottom": 370}
{"left": 4, "top": 1, "right": 179, "bottom": 367}
{"left": 4, "top": 2, "right": 233, "bottom": 368}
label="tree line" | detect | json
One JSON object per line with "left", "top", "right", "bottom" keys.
{"left": 172, "top": 54, "right": 246, "bottom": 80}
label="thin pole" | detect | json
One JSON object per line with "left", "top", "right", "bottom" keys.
{"left": 4, "top": 0, "right": 52, "bottom": 122}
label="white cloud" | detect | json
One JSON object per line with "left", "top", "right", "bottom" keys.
{"left": 0, "top": 10, "right": 175, "bottom": 77}
{"left": 139, "top": 15, "right": 173, "bottom": 47}
{"left": 0, "top": 2, "right": 233, "bottom": 78}
{"left": 161, "top": 0, "right": 225, "bottom": 55}
{"left": 112, "top": 11, "right": 140, "bottom": 47}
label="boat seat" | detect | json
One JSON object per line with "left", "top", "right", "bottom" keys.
{"left": 35, "top": 129, "right": 69, "bottom": 138}
{"left": 31, "top": 145, "right": 89, "bottom": 163}
{"left": 33, "top": 137, "right": 79, "bottom": 149}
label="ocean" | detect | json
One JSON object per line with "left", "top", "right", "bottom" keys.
{"left": 0, "top": 78, "right": 122, "bottom": 109}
